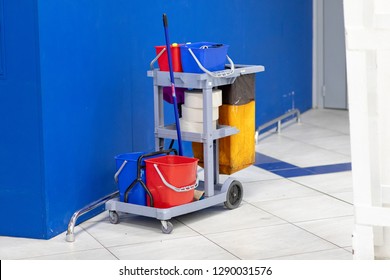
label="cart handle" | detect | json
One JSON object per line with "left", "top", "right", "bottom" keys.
{"left": 187, "top": 48, "right": 235, "bottom": 78}
{"left": 153, "top": 163, "right": 198, "bottom": 192}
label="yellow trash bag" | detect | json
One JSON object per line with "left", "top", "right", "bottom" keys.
{"left": 193, "top": 100, "right": 255, "bottom": 174}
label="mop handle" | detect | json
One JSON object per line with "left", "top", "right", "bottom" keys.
{"left": 162, "top": 13, "right": 183, "bottom": 155}
{"left": 162, "top": 14, "right": 175, "bottom": 93}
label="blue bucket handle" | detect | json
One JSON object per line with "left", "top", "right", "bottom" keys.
{"left": 114, "top": 160, "right": 128, "bottom": 183}
{"left": 187, "top": 48, "right": 235, "bottom": 78}
{"left": 114, "top": 149, "right": 178, "bottom": 183}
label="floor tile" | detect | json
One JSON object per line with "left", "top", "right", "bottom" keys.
{"left": 217, "top": 165, "right": 282, "bottom": 183}
{"left": 253, "top": 194, "right": 353, "bottom": 223}
{"left": 295, "top": 216, "right": 354, "bottom": 247}
{"left": 331, "top": 192, "right": 353, "bottom": 204}
{"left": 257, "top": 137, "right": 351, "bottom": 167}
{"left": 242, "top": 178, "right": 320, "bottom": 203}
{"left": 255, "top": 153, "right": 298, "bottom": 170}
{"left": 79, "top": 213, "right": 198, "bottom": 248}
{"left": 176, "top": 202, "right": 286, "bottom": 235}
{"left": 298, "top": 134, "right": 351, "bottom": 156}
{"left": 299, "top": 109, "right": 350, "bottom": 134}
{"left": 25, "top": 248, "right": 117, "bottom": 260}
{"left": 270, "top": 167, "right": 316, "bottom": 177}
{"left": 0, "top": 227, "right": 103, "bottom": 260}
{"left": 289, "top": 172, "right": 353, "bottom": 194}
{"left": 206, "top": 224, "right": 337, "bottom": 259}
{"left": 107, "top": 235, "right": 238, "bottom": 260}
{"left": 343, "top": 246, "right": 353, "bottom": 253}
{"left": 281, "top": 149, "right": 351, "bottom": 168}
{"left": 271, "top": 248, "right": 352, "bottom": 260}
{"left": 256, "top": 135, "right": 310, "bottom": 156}
{"left": 80, "top": 210, "right": 110, "bottom": 223}
{"left": 255, "top": 153, "right": 350, "bottom": 178}
{"left": 304, "top": 163, "right": 351, "bottom": 175}
{"left": 281, "top": 122, "right": 343, "bottom": 141}
{"left": 269, "top": 164, "right": 351, "bottom": 178}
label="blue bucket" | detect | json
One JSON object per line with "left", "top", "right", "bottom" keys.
{"left": 180, "top": 42, "right": 229, "bottom": 73}
{"left": 115, "top": 152, "right": 148, "bottom": 205}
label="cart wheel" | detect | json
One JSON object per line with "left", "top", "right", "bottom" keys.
{"left": 109, "top": 211, "right": 119, "bottom": 224}
{"left": 224, "top": 180, "right": 243, "bottom": 210}
{"left": 161, "top": 220, "right": 173, "bottom": 234}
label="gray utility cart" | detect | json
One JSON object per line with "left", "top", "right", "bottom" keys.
{"left": 105, "top": 64, "right": 264, "bottom": 233}
{"left": 66, "top": 64, "right": 264, "bottom": 242}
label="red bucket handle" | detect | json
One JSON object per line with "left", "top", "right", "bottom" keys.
{"left": 150, "top": 47, "right": 166, "bottom": 70}
{"left": 153, "top": 164, "right": 198, "bottom": 192}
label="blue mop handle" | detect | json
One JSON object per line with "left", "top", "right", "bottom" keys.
{"left": 162, "top": 14, "right": 183, "bottom": 156}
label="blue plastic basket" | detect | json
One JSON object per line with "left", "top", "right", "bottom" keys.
{"left": 180, "top": 42, "right": 229, "bottom": 73}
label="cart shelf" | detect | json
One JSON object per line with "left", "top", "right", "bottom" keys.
{"left": 147, "top": 64, "right": 265, "bottom": 89}
{"left": 106, "top": 181, "right": 228, "bottom": 221}
{"left": 156, "top": 124, "right": 239, "bottom": 143}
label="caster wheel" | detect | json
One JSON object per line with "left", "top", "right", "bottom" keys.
{"left": 109, "top": 211, "right": 119, "bottom": 224}
{"left": 161, "top": 221, "right": 173, "bottom": 234}
{"left": 224, "top": 180, "right": 243, "bottom": 209}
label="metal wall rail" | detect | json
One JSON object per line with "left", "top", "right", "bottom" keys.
{"left": 66, "top": 191, "right": 119, "bottom": 242}
{"left": 255, "top": 109, "right": 301, "bottom": 144}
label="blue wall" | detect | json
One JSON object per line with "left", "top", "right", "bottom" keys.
{"left": 0, "top": 0, "right": 47, "bottom": 238}
{"left": 130, "top": 0, "right": 313, "bottom": 151}
{"left": 0, "top": 0, "right": 312, "bottom": 239}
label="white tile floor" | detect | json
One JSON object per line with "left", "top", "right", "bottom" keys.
{"left": 0, "top": 109, "right": 354, "bottom": 260}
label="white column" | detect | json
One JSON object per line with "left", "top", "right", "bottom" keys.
{"left": 344, "top": 0, "right": 390, "bottom": 259}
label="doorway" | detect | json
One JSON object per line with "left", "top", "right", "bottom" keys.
{"left": 313, "top": 0, "right": 348, "bottom": 109}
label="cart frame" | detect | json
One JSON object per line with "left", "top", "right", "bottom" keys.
{"left": 66, "top": 64, "right": 264, "bottom": 240}
{"left": 105, "top": 64, "right": 264, "bottom": 233}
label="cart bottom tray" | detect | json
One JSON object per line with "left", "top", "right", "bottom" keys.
{"left": 105, "top": 177, "right": 243, "bottom": 233}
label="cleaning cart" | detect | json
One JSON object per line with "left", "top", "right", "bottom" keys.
{"left": 103, "top": 62, "right": 264, "bottom": 234}
{"left": 65, "top": 58, "right": 264, "bottom": 241}
{"left": 65, "top": 14, "right": 265, "bottom": 241}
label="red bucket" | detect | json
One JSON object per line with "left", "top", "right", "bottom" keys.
{"left": 144, "top": 155, "right": 198, "bottom": 208}
{"left": 155, "top": 44, "right": 183, "bottom": 72}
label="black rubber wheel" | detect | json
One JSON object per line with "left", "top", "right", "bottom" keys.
{"left": 224, "top": 180, "right": 243, "bottom": 209}
{"left": 109, "top": 211, "right": 120, "bottom": 224}
{"left": 161, "top": 221, "right": 173, "bottom": 234}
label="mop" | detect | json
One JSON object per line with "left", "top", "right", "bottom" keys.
{"left": 162, "top": 13, "right": 183, "bottom": 156}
